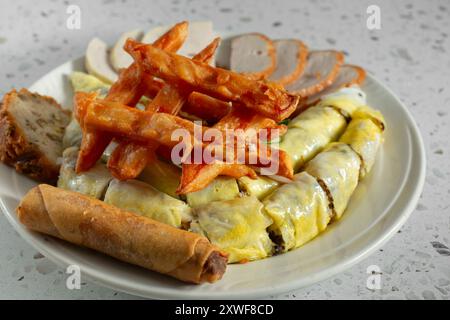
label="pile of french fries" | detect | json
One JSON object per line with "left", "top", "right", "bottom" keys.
{"left": 74, "top": 22, "right": 300, "bottom": 194}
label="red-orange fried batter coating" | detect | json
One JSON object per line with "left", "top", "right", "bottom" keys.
{"left": 76, "top": 21, "right": 189, "bottom": 173}
{"left": 107, "top": 38, "right": 222, "bottom": 180}
{"left": 125, "top": 39, "right": 299, "bottom": 122}
{"left": 75, "top": 22, "right": 298, "bottom": 194}
{"left": 177, "top": 107, "right": 293, "bottom": 194}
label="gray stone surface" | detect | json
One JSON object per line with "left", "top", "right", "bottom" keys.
{"left": 0, "top": 0, "right": 449, "bottom": 300}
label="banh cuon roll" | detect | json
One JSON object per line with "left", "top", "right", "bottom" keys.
{"left": 260, "top": 88, "right": 385, "bottom": 252}
{"left": 238, "top": 87, "right": 367, "bottom": 200}
{"left": 104, "top": 179, "right": 193, "bottom": 228}
{"left": 189, "top": 196, "right": 273, "bottom": 263}
{"left": 263, "top": 171, "right": 332, "bottom": 252}
{"left": 57, "top": 147, "right": 113, "bottom": 199}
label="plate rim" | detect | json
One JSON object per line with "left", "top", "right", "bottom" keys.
{"left": 0, "top": 57, "right": 426, "bottom": 299}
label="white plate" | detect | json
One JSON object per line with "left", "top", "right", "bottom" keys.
{"left": 0, "top": 53, "right": 425, "bottom": 299}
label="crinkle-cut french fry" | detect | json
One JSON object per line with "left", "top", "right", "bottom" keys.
{"left": 76, "top": 22, "right": 189, "bottom": 173}
{"left": 107, "top": 38, "right": 222, "bottom": 180}
{"left": 125, "top": 39, "right": 300, "bottom": 122}
{"left": 183, "top": 92, "right": 231, "bottom": 123}
{"left": 178, "top": 162, "right": 257, "bottom": 194}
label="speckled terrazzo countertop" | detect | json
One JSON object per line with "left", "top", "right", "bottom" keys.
{"left": 0, "top": 0, "right": 449, "bottom": 300}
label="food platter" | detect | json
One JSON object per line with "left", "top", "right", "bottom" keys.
{"left": 0, "top": 38, "right": 425, "bottom": 298}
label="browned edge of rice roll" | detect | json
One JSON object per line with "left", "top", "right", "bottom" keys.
{"left": 16, "top": 184, "right": 228, "bottom": 284}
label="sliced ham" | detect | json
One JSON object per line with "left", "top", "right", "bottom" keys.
{"left": 230, "top": 33, "right": 276, "bottom": 80}
{"left": 268, "top": 39, "right": 308, "bottom": 85}
{"left": 305, "top": 64, "right": 366, "bottom": 106}
{"left": 285, "top": 50, "right": 344, "bottom": 97}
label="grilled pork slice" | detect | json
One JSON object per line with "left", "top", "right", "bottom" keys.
{"left": 268, "top": 39, "right": 308, "bottom": 86}
{"left": 285, "top": 50, "right": 344, "bottom": 96}
{"left": 0, "top": 89, "right": 70, "bottom": 183}
{"left": 230, "top": 33, "right": 276, "bottom": 80}
{"left": 305, "top": 64, "right": 366, "bottom": 106}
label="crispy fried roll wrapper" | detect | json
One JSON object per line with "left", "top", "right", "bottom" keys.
{"left": 177, "top": 107, "right": 292, "bottom": 194}
{"left": 76, "top": 22, "right": 189, "bottom": 173}
{"left": 151, "top": 21, "right": 189, "bottom": 52}
{"left": 178, "top": 162, "right": 257, "bottom": 194}
{"left": 107, "top": 38, "right": 222, "bottom": 180}
{"left": 126, "top": 39, "right": 300, "bottom": 121}
{"left": 16, "top": 185, "right": 228, "bottom": 284}
{"left": 80, "top": 98, "right": 200, "bottom": 150}
{"left": 183, "top": 92, "right": 231, "bottom": 123}
{"left": 106, "top": 84, "right": 186, "bottom": 180}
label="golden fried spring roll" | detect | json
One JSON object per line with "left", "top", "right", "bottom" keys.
{"left": 16, "top": 185, "right": 228, "bottom": 284}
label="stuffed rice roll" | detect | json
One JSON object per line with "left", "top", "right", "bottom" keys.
{"left": 263, "top": 172, "right": 332, "bottom": 252}
{"left": 237, "top": 175, "right": 280, "bottom": 199}
{"left": 104, "top": 179, "right": 192, "bottom": 228}
{"left": 57, "top": 147, "right": 112, "bottom": 199}
{"left": 69, "top": 71, "right": 111, "bottom": 96}
{"left": 304, "top": 142, "right": 361, "bottom": 219}
{"left": 279, "top": 106, "right": 347, "bottom": 172}
{"left": 186, "top": 177, "right": 240, "bottom": 207}
{"left": 339, "top": 106, "right": 385, "bottom": 178}
{"left": 62, "top": 119, "right": 83, "bottom": 149}
{"left": 138, "top": 158, "right": 182, "bottom": 199}
{"left": 317, "top": 86, "right": 367, "bottom": 118}
{"left": 190, "top": 196, "right": 273, "bottom": 263}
